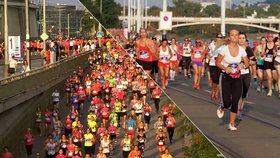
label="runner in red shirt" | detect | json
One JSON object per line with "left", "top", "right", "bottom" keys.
{"left": 24, "top": 128, "right": 34, "bottom": 156}
{"left": 152, "top": 86, "right": 161, "bottom": 113}
{"left": 165, "top": 113, "right": 176, "bottom": 144}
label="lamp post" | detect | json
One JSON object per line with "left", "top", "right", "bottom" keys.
{"left": 25, "top": 0, "right": 31, "bottom": 67}
{"left": 4, "top": 0, "right": 8, "bottom": 66}
{"left": 162, "top": 0, "right": 167, "bottom": 39}
{"left": 221, "top": 0, "right": 226, "bottom": 36}
{"left": 43, "top": 0, "right": 46, "bottom": 51}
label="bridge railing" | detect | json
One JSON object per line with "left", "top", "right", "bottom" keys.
{"left": 0, "top": 51, "right": 91, "bottom": 113}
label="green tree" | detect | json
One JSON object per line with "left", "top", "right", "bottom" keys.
{"left": 148, "top": 6, "right": 161, "bottom": 16}
{"left": 203, "top": 4, "right": 220, "bottom": 17}
{"left": 80, "top": 0, "right": 122, "bottom": 28}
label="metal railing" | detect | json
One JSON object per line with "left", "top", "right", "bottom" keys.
{"left": 0, "top": 51, "right": 91, "bottom": 110}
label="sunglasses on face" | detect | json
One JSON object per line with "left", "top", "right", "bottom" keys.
{"left": 216, "top": 36, "right": 223, "bottom": 39}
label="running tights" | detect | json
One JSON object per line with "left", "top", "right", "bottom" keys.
{"left": 220, "top": 74, "right": 242, "bottom": 114}
{"left": 153, "top": 98, "right": 160, "bottom": 113}
{"left": 167, "top": 127, "right": 175, "bottom": 142}
{"left": 241, "top": 74, "right": 251, "bottom": 99}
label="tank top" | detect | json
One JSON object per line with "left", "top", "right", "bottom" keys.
{"left": 159, "top": 46, "right": 170, "bottom": 63}
{"left": 170, "top": 45, "right": 178, "bottom": 61}
{"left": 264, "top": 43, "right": 274, "bottom": 63}
{"left": 101, "top": 140, "right": 110, "bottom": 153}
{"left": 182, "top": 44, "right": 192, "bottom": 57}
{"left": 275, "top": 45, "right": 280, "bottom": 63}
{"left": 137, "top": 45, "right": 152, "bottom": 61}
{"left": 123, "top": 139, "right": 131, "bottom": 151}
{"left": 192, "top": 47, "right": 204, "bottom": 62}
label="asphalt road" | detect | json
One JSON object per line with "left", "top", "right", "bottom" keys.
{"left": 164, "top": 73, "right": 280, "bottom": 158}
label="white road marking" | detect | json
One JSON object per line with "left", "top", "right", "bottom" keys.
{"left": 245, "top": 101, "right": 255, "bottom": 105}
{"left": 181, "top": 83, "right": 189, "bottom": 86}
{"left": 204, "top": 90, "right": 211, "bottom": 94}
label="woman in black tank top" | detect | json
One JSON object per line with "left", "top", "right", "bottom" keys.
{"left": 264, "top": 34, "right": 275, "bottom": 96}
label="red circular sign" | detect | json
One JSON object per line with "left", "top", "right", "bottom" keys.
{"left": 163, "top": 16, "right": 169, "bottom": 21}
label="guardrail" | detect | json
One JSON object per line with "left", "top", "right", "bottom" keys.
{"left": 0, "top": 51, "right": 92, "bottom": 113}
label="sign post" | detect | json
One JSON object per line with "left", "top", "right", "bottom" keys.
{"left": 159, "top": 11, "right": 172, "bottom": 39}
{"left": 8, "top": 36, "right": 22, "bottom": 63}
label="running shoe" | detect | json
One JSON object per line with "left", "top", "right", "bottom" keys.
{"left": 257, "top": 86, "right": 261, "bottom": 92}
{"left": 217, "top": 106, "right": 224, "bottom": 119}
{"left": 267, "top": 90, "right": 272, "bottom": 97}
{"left": 228, "top": 123, "right": 237, "bottom": 131}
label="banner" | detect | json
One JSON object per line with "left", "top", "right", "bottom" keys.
{"left": 159, "top": 11, "right": 172, "bottom": 30}
{"left": 8, "top": 36, "right": 23, "bottom": 62}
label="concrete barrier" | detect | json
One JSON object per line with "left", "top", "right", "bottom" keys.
{"left": 0, "top": 51, "right": 91, "bottom": 114}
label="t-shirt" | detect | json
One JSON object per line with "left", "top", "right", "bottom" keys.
{"left": 126, "top": 119, "right": 136, "bottom": 131}
{"left": 219, "top": 45, "right": 247, "bottom": 68}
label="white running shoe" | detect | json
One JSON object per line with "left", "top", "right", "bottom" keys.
{"left": 228, "top": 123, "right": 237, "bottom": 131}
{"left": 217, "top": 106, "right": 224, "bottom": 119}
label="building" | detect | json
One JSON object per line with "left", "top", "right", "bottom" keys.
{"left": 0, "top": 0, "right": 38, "bottom": 41}
{"left": 38, "top": 4, "right": 84, "bottom": 38}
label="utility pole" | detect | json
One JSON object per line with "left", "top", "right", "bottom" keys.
{"left": 162, "top": 0, "right": 167, "bottom": 39}
{"left": 43, "top": 0, "right": 46, "bottom": 51}
{"left": 128, "top": 0, "right": 131, "bottom": 34}
{"left": 4, "top": 0, "right": 8, "bottom": 66}
{"left": 98, "top": 0, "right": 103, "bottom": 47}
{"left": 67, "top": 14, "right": 70, "bottom": 38}
{"left": 145, "top": 0, "right": 147, "bottom": 29}
{"left": 221, "top": 0, "right": 226, "bottom": 36}
{"left": 25, "top": 0, "right": 31, "bottom": 67}
{"left": 136, "top": 0, "right": 141, "bottom": 33}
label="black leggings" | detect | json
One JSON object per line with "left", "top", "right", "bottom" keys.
{"left": 151, "top": 60, "right": 159, "bottom": 74}
{"left": 241, "top": 74, "right": 251, "bottom": 99}
{"left": 123, "top": 150, "right": 130, "bottom": 158}
{"left": 144, "top": 115, "right": 151, "bottom": 124}
{"left": 182, "top": 56, "right": 191, "bottom": 70}
{"left": 167, "top": 127, "right": 175, "bottom": 142}
{"left": 153, "top": 98, "right": 160, "bottom": 113}
{"left": 220, "top": 74, "right": 242, "bottom": 114}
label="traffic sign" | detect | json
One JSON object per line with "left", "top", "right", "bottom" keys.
{"left": 96, "top": 31, "right": 103, "bottom": 38}
{"left": 40, "top": 33, "right": 49, "bottom": 41}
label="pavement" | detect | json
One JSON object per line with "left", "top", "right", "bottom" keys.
{"left": 163, "top": 73, "right": 280, "bottom": 158}
{"left": 0, "top": 55, "right": 43, "bottom": 79}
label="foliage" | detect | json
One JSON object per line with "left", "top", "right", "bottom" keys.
{"left": 184, "top": 133, "right": 220, "bottom": 158}
{"left": 80, "top": 0, "right": 122, "bottom": 28}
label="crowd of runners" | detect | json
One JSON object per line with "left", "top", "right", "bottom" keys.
{"left": 3, "top": 26, "right": 280, "bottom": 157}
{"left": 21, "top": 34, "right": 176, "bottom": 158}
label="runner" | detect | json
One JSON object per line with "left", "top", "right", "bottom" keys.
{"left": 24, "top": 128, "right": 34, "bottom": 156}
{"left": 158, "top": 39, "right": 172, "bottom": 89}
{"left": 238, "top": 33, "right": 254, "bottom": 119}
{"left": 165, "top": 113, "right": 176, "bottom": 144}
{"left": 128, "top": 145, "right": 141, "bottom": 158}
{"left": 135, "top": 28, "right": 157, "bottom": 75}
{"left": 121, "top": 133, "right": 132, "bottom": 158}
{"left": 162, "top": 148, "right": 173, "bottom": 158}
{"left": 169, "top": 37, "right": 180, "bottom": 81}
{"left": 152, "top": 86, "right": 162, "bottom": 113}
{"left": 84, "top": 128, "right": 95, "bottom": 156}
{"left": 191, "top": 38, "right": 206, "bottom": 90}
{"left": 274, "top": 37, "right": 280, "bottom": 98}
{"left": 35, "top": 107, "right": 43, "bottom": 136}
{"left": 216, "top": 29, "right": 249, "bottom": 131}
{"left": 264, "top": 33, "right": 275, "bottom": 96}
{"left": 254, "top": 37, "right": 266, "bottom": 92}
{"left": 207, "top": 33, "right": 225, "bottom": 101}
{"left": 181, "top": 38, "right": 193, "bottom": 79}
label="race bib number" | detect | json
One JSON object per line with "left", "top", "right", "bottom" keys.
{"left": 275, "top": 56, "right": 280, "bottom": 63}
{"left": 145, "top": 112, "right": 150, "bottom": 116}
{"left": 140, "top": 51, "right": 149, "bottom": 59}
{"left": 158, "top": 140, "right": 164, "bottom": 146}
{"left": 265, "top": 54, "right": 273, "bottom": 62}
{"left": 194, "top": 51, "right": 202, "bottom": 58}
{"left": 128, "top": 126, "right": 133, "bottom": 130}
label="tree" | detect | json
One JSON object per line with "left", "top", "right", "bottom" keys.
{"left": 79, "top": 0, "right": 122, "bottom": 28}
{"left": 202, "top": 4, "right": 220, "bottom": 17}
{"left": 148, "top": 6, "right": 161, "bottom": 16}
